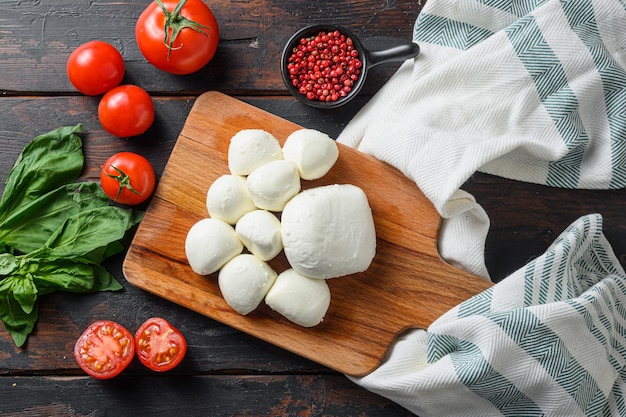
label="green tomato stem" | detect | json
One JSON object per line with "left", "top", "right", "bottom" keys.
{"left": 154, "top": 0, "right": 212, "bottom": 60}
{"left": 105, "top": 165, "right": 141, "bottom": 201}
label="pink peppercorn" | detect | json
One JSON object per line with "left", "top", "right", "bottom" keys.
{"left": 286, "top": 30, "right": 362, "bottom": 103}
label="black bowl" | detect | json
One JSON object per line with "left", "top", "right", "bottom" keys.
{"left": 281, "top": 24, "right": 420, "bottom": 109}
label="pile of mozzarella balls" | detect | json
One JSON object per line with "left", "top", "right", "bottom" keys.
{"left": 185, "top": 128, "right": 376, "bottom": 327}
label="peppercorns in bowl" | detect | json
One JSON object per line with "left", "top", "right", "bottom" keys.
{"left": 281, "top": 24, "right": 420, "bottom": 109}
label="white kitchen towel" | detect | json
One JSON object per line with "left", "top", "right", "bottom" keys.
{"left": 336, "top": 0, "right": 626, "bottom": 415}
{"left": 352, "top": 214, "right": 626, "bottom": 417}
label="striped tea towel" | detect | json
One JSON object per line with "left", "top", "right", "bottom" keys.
{"left": 336, "top": 0, "right": 626, "bottom": 415}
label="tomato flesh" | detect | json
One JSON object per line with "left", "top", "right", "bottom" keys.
{"left": 74, "top": 320, "right": 135, "bottom": 380}
{"left": 100, "top": 151, "right": 156, "bottom": 205}
{"left": 135, "top": 317, "right": 187, "bottom": 372}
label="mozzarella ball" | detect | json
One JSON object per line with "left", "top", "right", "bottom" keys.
{"left": 206, "top": 174, "right": 256, "bottom": 224}
{"left": 265, "top": 269, "right": 331, "bottom": 327}
{"left": 228, "top": 129, "right": 283, "bottom": 176}
{"left": 185, "top": 218, "right": 243, "bottom": 275}
{"left": 235, "top": 210, "right": 283, "bottom": 261}
{"left": 281, "top": 184, "right": 376, "bottom": 279}
{"left": 246, "top": 160, "right": 301, "bottom": 211}
{"left": 218, "top": 254, "right": 277, "bottom": 315}
{"left": 282, "top": 129, "right": 339, "bottom": 180}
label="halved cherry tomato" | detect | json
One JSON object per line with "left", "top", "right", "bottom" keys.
{"left": 98, "top": 84, "right": 155, "bottom": 138}
{"left": 67, "top": 40, "right": 125, "bottom": 96}
{"left": 134, "top": 317, "right": 187, "bottom": 372}
{"left": 100, "top": 152, "right": 157, "bottom": 205}
{"left": 136, "top": 0, "right": 219, "bottom": 75}
{"left": 74, "top": 320, "right": 135, "bottom": 380}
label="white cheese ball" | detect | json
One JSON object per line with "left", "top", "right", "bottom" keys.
{"left": 228, "top": 129, "right": 283, "bottom": 176}
{"left": 235, "top": 210, "right": 283, "bottom": 261}
{"left": 246, "top": 160, "right": 301, "bottom": 211}
{"left": 281, "top": 184, "right": 376, "bottom": 279}
{"left": 265, "top": 269, "right": 331, "bottom": 327}
{"left": 282, "top": 129, "right": 339, "bottom": 180}
{"left": 185, "top": 218, "right": 243, "bottom": 275}
{"left": 218, "top": 254, "right": 277, "bottom": 315}
{"left": 206, "top": 174, "right": 256, "bottom": 225}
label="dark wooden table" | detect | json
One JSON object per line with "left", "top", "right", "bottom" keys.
{"left": 1, "top": 1, "right": 625, "bottom": 416}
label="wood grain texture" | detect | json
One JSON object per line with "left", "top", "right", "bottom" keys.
{"left": 1, "top": 375, "right": 414, "bottom": 417}
{"left": 123, "top": 91, "right": 493, "bottom": 376}
{"left": 0, "top": 0, "right": 419, "bottom": 95}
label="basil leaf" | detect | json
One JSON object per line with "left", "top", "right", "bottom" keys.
{"left": 84, "top": 241, "right": 125, "bottom": 264}
{"left": 11, "top": 275, "right": 38, "bottom": 315}
{"left": 2, "top": 257, "right": 41, "bottom": 314}
{"left": 32, "top": 257, "right": 123, "bottom": 295}
{"left": 0, "top": 278, "right": 38, "bottom": 347}
{"left": 0, "top": 253, "right": 18, "bottom": 275}
{"left": 0, "top": 182, "right": 110, "bottom": 254}
{"left": 43, "top": 206, "right": 141, "bottom": 260}
{"left": 91, "top": 263, "right": 123, "bottom": 292}
{"left": 0, "top": 125, "right": 84, "bottom": 222}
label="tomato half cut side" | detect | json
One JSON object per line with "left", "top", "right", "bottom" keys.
{"left": 74, "top": 320, "right": 135, "bottom": 380}
{"left": 135, "top": 317, "right": 187, "bottom": 372}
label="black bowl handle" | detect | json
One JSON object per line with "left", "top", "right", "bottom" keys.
{"left": 366, "top": 43, "right": 420, "bottom": 69}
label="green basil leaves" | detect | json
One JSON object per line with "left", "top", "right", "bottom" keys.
{"left": 0, "top": 124, "right": 143, "bottom": 346}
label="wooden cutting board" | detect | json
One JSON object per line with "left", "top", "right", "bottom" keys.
{"left": 123, "top": 91, "right": 493, "bottom": 376}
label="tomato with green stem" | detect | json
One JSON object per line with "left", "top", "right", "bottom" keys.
{"left": 135, "top": 317, "right": 187, "bottom": 372}
{"left": 100, "top": 152, "right": 156, "bottom": 205}
{"left": 136, "top": 0, "right": 219, "bottom": 75}
{"left": 74, "top": 320, "right": 135, "bottom": 380}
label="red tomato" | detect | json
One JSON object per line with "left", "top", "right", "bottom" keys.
{"left": 136, "top": 0, "right": 219, "bottom": 75}
{"left": 135, "top": 317, "right": 187, "bottom": 372}
{"left": 98, "top": 85, "right": 155, "bottom": 137}
{"left": 100, "top": 152, "right": 156, "bottom": 205}
{"left": 67, "top": 40, "right": 125, "bottom": 96}
{"left": 74, "top": 320, "right": 135, "bottom": 380}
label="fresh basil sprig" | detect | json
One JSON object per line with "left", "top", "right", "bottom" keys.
{"left": 0, "top": 124, "right": 143, "bottom": 347}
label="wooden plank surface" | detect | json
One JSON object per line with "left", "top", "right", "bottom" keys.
{"left": 0, "top": 0, "right": 419, "bottom": 95}
{"left": 3, "top": 374, "right": 408, "bottom": 417}
{"left": 123, "top": 91, "right": 493, "bottom": 376}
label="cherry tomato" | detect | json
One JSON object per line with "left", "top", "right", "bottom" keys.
{"left": 136, "top": 0, "right": 219, "bottom": 75}
{"left": 98, "top": 84, "right": 155, "bottom": 138}
{"left": 134, "top": 317, "right": 187, "bottom": 372}
{"left": 74, "top": 320, "right": 135, "bottom": 380}
{"left": 100, "top": 152, "right": 157, "bottom": 205}
{"left": 67, "top": 40, "right": 125, "bottom": 96}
